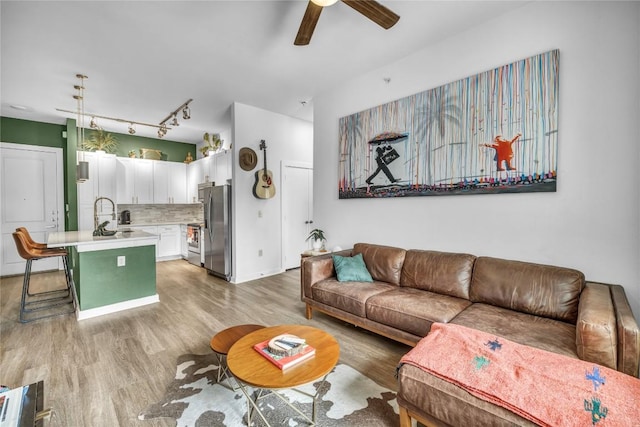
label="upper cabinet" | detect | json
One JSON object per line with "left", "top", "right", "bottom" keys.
{"left": 185, "top": 150, "right": 232, "bottom": 203}
{"left": 116, "top": 157, "right": 154, "bottom": 204}
{"left": 154, "top": 161, "right": 187, "bottom": 204}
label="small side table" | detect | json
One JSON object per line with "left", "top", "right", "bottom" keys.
{"left": 210, "top": 324, "right": 265, "bottom": 390}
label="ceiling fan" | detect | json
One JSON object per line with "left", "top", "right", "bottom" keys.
{"left": 294, "top": 0, "right": 400, "bottom": 46}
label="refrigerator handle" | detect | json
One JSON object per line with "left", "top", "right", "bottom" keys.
{"left": 208, "top": 189, "right": 214, "bottom": 240}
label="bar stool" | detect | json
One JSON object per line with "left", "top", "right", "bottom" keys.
{"left": 16, "top": 227, "right": 73, "bottom": 293}
{"left": 12, "top": 231, "right": 76, "bottom": 323}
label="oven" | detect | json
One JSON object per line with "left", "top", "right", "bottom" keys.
{"left": 186, "top": 223, "right": 201, "bottom": 266}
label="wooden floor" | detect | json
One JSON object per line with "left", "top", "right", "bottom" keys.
{"left": 0, "top": 260, "right": 410, "bottom": 427}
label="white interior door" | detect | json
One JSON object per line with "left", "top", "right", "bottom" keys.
{"left": 1, "top": 143, "right": 64, "bottom": 275}
{"left": 282, "top": 162, "right": 313, "bottom": 270}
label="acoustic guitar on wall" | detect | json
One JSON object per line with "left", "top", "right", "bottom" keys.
{"left": 253, "top": 140, "right": 276, "bottom": 199}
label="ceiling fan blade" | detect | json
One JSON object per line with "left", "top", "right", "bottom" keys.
{"left": 295, "top": 1, "right": 323, "bottom": 46}
{"left": 341, "top": 0, "right": 399, "bottom": 29}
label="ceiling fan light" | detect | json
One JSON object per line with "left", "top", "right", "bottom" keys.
{"left": 311, "top": 0, "right": 338, "bottom": 6}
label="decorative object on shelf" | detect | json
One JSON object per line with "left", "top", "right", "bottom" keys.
{"left": 184, "top": 152, "right": 193, "bottom": 164}
{"left": 200, "top": 132, "right": 223, "bottom": 157}
{"left": 239, "top": 147, "right": 257, "bottom": 171}
{"left": 140, "top": 148, "right": 162, "bottom": 160}
{"left": 128, "top": 150, "right": 136, "bottom": 158}
{"left": 158, "top": 99, "right": 192, "bottom": 138}
{"left": 83, "top": 128, "right": 118, "bottom": 153}
{"left": 306, "top": 228, "right": 326, "bottom": 250}
{"left": 74, "top": 74, "right": 90, "bottom": 183}
{"left": 253, "top": 140, "right": 276, "bottom": 199}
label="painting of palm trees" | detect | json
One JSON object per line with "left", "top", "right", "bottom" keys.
{"left": 338, "top": 49, "right": 559, "bottom": 199}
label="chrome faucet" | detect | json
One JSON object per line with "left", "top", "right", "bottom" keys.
{"left": 94, "top": 197, "right": 116, "bottom": 231}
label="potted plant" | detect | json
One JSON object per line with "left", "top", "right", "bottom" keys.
{"left": 306, "top": 228, "right": 326, "bottom": 250}
{"left": 83, "top": 128, "right": 118, "bottom": 153}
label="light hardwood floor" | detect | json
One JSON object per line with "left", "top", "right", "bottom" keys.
{"left": 0, "top": 260, "right": 410, "bottom": 426}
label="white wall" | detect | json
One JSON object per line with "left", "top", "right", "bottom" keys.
{"left": 313, "top": 1, "right": 640, "bottom": 317}
{"left": 231, "top": 102, "right": 313, "bottom": 282}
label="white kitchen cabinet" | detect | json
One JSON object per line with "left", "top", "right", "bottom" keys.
{"left": 187, "top": 160, "right": 203, "bottom": 204}
{"left": 157, "top": 224, "right": 181, "bottom": 260}
{"left": 116, "top": 157, "right": 153, "bottom": 204}
{"left": 212, "top": 150, "right": 231, "bottom": 184}
{"left": 154, "top": 161, "right": 187, "bottom": 204}
{"left": 77, "top": 151, "right": 117, "bottom": 231}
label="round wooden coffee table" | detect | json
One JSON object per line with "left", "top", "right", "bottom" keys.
{"left": 210, "top": 324, "right": 265, "bottom": 389}
{"left": 227, "top": 324, "right": 340, "bottom": 426}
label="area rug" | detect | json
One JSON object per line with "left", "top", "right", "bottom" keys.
{"left": 139, "top": 352, "right": 399, "bottom": 426}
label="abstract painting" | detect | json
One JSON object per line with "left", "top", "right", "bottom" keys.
{"left": 338, "top": 49, "right": 559, "bottom": 199}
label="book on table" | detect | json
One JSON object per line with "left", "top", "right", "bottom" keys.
{"left": 253, "top": 335, "right": 316, "bottom": 370}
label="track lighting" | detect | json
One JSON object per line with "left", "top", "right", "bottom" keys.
{"left": 58, "top": 93, "right": 192, "bottom": 140}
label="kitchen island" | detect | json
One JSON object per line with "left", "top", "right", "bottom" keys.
{"left": 48, "top": 230, "right": 158, "bottom": 320}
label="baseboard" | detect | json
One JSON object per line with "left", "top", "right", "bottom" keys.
{"left": 76, "top": 294, "right": 160, "bottom": 320}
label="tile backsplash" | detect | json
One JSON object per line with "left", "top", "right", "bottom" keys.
{"left": 119, "top": 204, "right": 203, "bottom": 225}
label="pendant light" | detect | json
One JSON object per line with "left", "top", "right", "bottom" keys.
{"left": 75, "top": 74, "right": 89, "bottom": 183}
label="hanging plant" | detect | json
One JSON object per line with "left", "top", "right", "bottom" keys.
{"left": 83, "top": 128, "right": 118, "bottom": 153}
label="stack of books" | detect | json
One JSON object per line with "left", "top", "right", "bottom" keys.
{"left": 253, "top": 334, "right": 316, "bottom": 370}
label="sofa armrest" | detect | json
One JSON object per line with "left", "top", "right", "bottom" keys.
{"left": 610, "top": 284, "right": 640, "bottom": 377}
{"left": 300, "top": 249, "right": 352, "bottom": 301}
{"left": 576, "top": 282, "right": 617, "bottom": 370}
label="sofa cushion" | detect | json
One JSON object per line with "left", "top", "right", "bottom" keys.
{"left": 400, "top": 250, "right": 476, "bottom": 299}
{"left": 353, "top": 243, "right": 406, "bottom": 285}
{"left": 332, "top": 253, "right": 373, "bottom": 282}
{"left": 470, "top": 257, "right": 585, "bottom": 323}
{"left": 311, "top": 278, "right": 395, "bottom": 317}
{"left": 366, "top": 288, "right": 472, "bottom": 337}
{"left": 451, "top": 303, "right": 578, "bottom": 359}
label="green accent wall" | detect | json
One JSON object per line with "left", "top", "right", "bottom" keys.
{"left": 74, "top": 245, "right": 156, "bottom": 311}
{"left": 1, "top": 116, "right": 196, "bottom": 231}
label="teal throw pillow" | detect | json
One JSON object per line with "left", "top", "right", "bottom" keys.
{"left": 332, "top": 253, "right": 373, "bottom": 282}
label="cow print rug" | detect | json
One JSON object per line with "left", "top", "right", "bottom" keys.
{"left": 138, "top": 352, "right": 399, "bottom": 426}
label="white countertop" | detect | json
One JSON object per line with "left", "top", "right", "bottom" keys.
{"left": 48, "top": 230, "right": 158, "bottom": 252}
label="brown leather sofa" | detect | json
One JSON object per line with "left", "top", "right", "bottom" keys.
{"left": 301, "top": 243, "right": 640, "bottom": 426}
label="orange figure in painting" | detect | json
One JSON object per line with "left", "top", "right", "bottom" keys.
{"left": 482, "top": 132, "right": 522, "bottom": 171}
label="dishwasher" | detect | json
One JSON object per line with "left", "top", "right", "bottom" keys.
{"left": 186, "top": 223, "right": 202, "bottom": 266}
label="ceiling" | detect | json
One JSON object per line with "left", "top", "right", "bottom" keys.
{"left": 1, "top": 1, "right": 526, "bottom": 145}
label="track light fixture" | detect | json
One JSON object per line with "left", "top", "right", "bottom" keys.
{"left": 58, "top": 90, "right": 192, "bottom": 140}
{"left": 159, "top": 99, "right": 192, "bottom": 132}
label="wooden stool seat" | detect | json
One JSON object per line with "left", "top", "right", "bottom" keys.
{"left": 210, "top": 324, "right": 265, "bottom": 389}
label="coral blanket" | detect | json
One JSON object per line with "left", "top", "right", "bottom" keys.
{"left": 400, "top": 323, "right": 640, "bottom": 426}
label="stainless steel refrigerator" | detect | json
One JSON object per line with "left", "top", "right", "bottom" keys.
{"left": 202, "top": 183, "right": 232, "bottom": 280}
